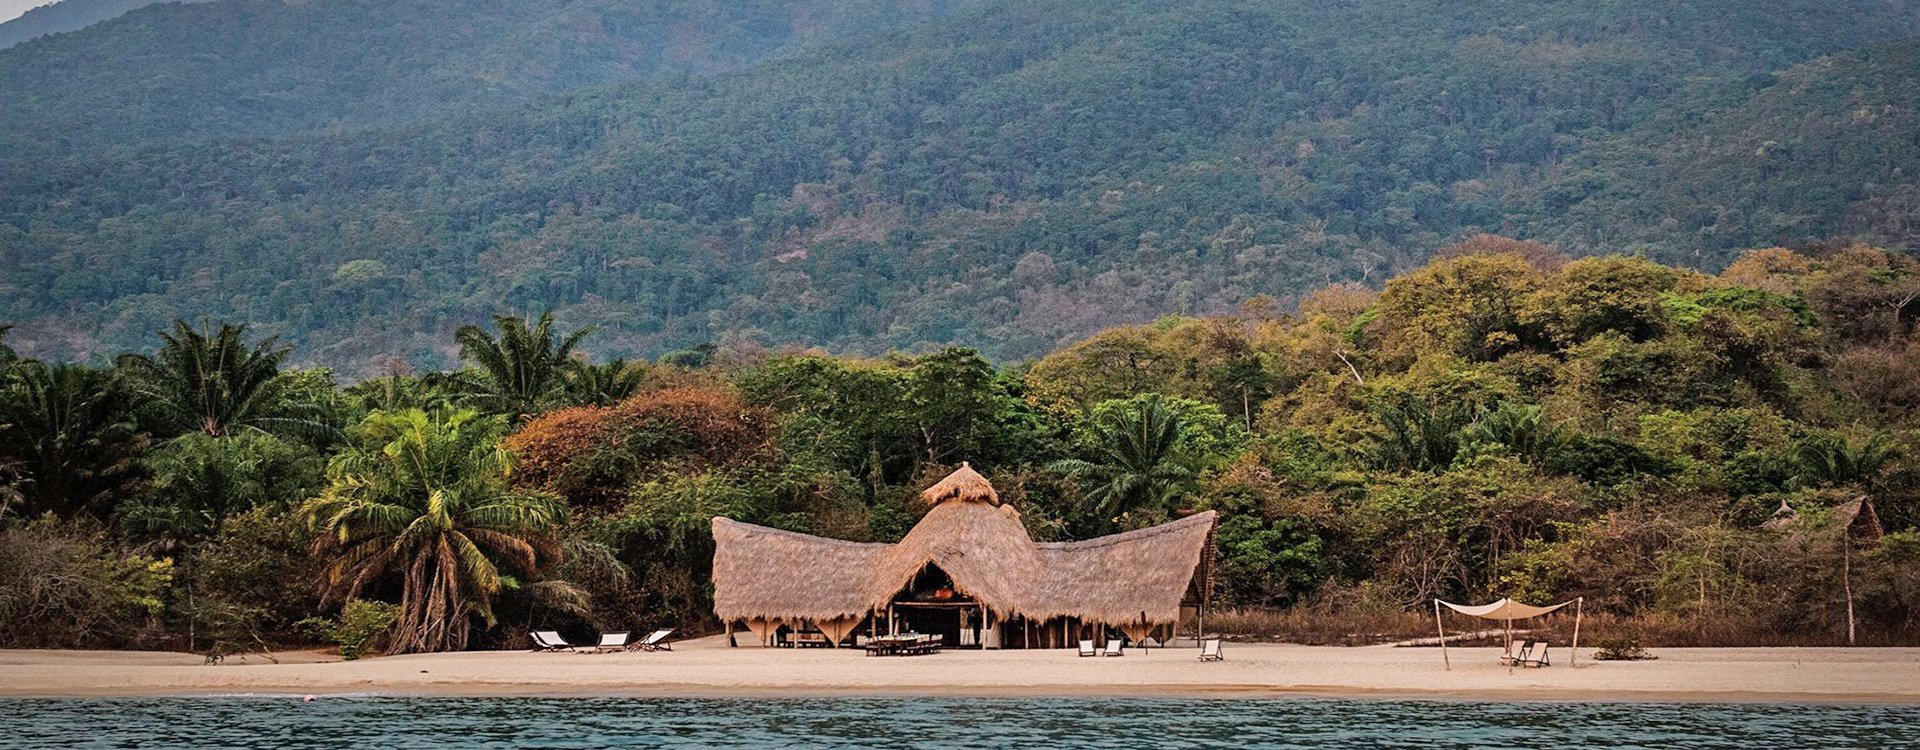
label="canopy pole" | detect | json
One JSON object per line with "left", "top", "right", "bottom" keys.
{"left": 1434, "top": 599, "right": 1450, "bottom": 671}
{"left": 1505, "top": 605, "right": 1514, "bottom": 675}
{"left": 1570, "top": 597, "right": 1584, "bottom": 668}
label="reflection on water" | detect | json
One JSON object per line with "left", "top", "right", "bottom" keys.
{"left": 4, "top": 696, "right": 1917, "bottom": 749}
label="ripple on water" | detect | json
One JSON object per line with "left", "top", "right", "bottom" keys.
{"left": 3, "top": 697, "right": 1917, "bottom": 749}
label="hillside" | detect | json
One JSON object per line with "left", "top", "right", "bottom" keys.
{"left": 2, "top": 0, "right": 1918, "bottom": 374}
{"left": 0, "top": 0, "right": 198, "bottom": 50}
{"left": 0, "top": 0, "right": 978, "bottom": 153}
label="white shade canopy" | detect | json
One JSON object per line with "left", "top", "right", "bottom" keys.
{"left": 1439, "top": 597, "right": 1571, "bottom": 621}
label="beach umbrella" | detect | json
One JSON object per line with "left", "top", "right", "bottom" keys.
{"left": 1433, "top": 596, "right": 1583, "bottom": 671}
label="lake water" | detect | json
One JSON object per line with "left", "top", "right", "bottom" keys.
{"left": 3, "top": 696, "right": 1915, "bottom": 749}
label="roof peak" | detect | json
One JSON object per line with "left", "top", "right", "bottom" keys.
{"left": 921, "top": 462, "right": 999, "bottom": 505}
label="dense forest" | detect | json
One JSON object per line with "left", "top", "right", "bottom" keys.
{"left": 0, "top": 0, "right": 200, "bottom": 50}
{"left": 3, "top": 0, "right": 1919, "bottom": 374}
{"left": 4, "top": 242, "right": 1919, "bottom": 656}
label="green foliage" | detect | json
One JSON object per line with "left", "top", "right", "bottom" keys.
{"left": 184, "top": 504, "right": 321, "bottom": 657}
{"left": 0, "top": 360, "right": 145, "bottom": 517}
{"left": 115, "top": 320, "right": 334, "bottom": 441}
{"left": 7, "top": 3, "right": 1920, "bottom": 373}
{"left": 304, "top": 408, "right": 567, "bottom": 653}
{"left": 122, "top": 433, "right": 324, "bottom": 550}
{"left": 0, "top": 519, "right": 173, "bottom": 648}
{"left": 298, "top": 599, "right": 400, "bottom": 661}
{"left": 455, "top": 312, "right": 593, "bottom": 420}
{"left": 1050, "top": 395, "right": 1225, "bottom": 526}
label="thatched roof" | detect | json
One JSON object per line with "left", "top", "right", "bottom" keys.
{"left": 1759, "top": 495, "right": 1884, "bottom": 544}
{"left": 711, "top": 465, "right": 1217, "bottom": 625}
{"left": 919, "top": 461, "right": 998, "bottom": 505}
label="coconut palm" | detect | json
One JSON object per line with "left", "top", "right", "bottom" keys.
{"left": 1048, "top": 396, "right": 1197, "bottom": 520}
{"left": 0, "top": 361, "right": 144, "bottom": 517}
{"left": 1368, "top": 394, "right": 1476, "bottom": 472}
{"left": 564, "top": 358, "right": 646, "bottom": 407}
{"left": 305, "top": 408, "right": 567, "bottom": 653}
{"left": 1792, "top": 431, "right": 1898, "bottom": 489}
{"left": 116, "top": 320, "right": 329, "bottom": 439}
{"left": 454, "top": 312, "right": 592, "bottom": 419}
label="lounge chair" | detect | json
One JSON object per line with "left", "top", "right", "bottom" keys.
{"left": 1198, "top": 638, "right": 1224, "bottom": 662}
{"left": 1523, "top": 641, "right": 1551, "bottom": 668}
{"left": 635, "top": 629, "right": 675, "bottom": 652}
{"left": 1102, "top": 638, "right": 1125, "bottom": 657}
{"left": 530, "top": 630, "right": 575, "bottom": 652}
{"left": 1499, "top": 640, "right": 1534, "bottom": 667}
{"left": 584, "top": 631, "right": 630, "bottom": 653}
{"left": 1077, "top": 639, "right": 1098, "bottom": 657}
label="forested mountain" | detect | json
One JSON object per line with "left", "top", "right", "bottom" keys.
{"left": 0, "top": 0, "right": 195, "bottom": 50}
{"left": 0, "top": 0, "right": 979, "bottom": 152}
{"left": 2, "top": 0, "right": 1918, "bottom": 375}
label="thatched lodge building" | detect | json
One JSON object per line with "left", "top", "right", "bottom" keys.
{"left": 710, "top": 464, "right": 1218, "bottom": 649}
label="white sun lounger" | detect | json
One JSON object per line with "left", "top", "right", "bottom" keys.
{"left": 636, "top": 629, "right": 675, "bottom": 652}
{"left": 583, "top": 631, "right": 630, "bottom": 653}
{"left": 1523, "top": 641, "right": 1551, "bottom": 668}
{"left": 1199, "top": 638, "right": 1224, "bottom": 661}
{"left": 1102, "top": 638, "right": 1125, "bottom": 657}
{"left": 530, "top": 631, "right": 575, "bottom": 652}
{"left": 1077, "top": 639, "right": 1097, "bottom": 657}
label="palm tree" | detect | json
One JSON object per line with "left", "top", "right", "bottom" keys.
{"left": 305, "top": 408, "right": 566, "bottom": 653}
{"left": 1048, "top": 396, "right": 1197, "bottom": 521}
{"left": 455, "top": 312, "right": 592, "bottom": 419}
{"left": 564, "top": 358, "right": 645, "bottom": 407}
{"left": 1792, "top": 431, "right": 1898, "bottom": 489}
{"left": 116, "top": 320, "right": 328, "bottom": 439}
{"left": 0, "top": 361, "right": 145, "bottom": 517}
{"left": 1369, "top": 394, "right": 1476, "bottom": 472}
{"left": 1469, "top": 402, "right": 1563, "bottom": 463}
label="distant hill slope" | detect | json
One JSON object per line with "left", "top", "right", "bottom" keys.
{"left": 1, "top": 0, "right": 1917, "bottom": 374}
{"left": 1529, "top": 42, "right": 1920, "bottom": 256}
{"left": 0, "top": 0, "right": 979, "bottom": 155}
{"left": 0, "top": 0, "right": 198, "bottom": 50}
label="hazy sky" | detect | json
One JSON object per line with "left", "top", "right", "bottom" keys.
{"left": 1, "top": 1, "right": 52, "bottom": 24}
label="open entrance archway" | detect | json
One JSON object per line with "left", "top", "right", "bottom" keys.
{"left": 887, "top": 564, "right": 984, "bottom": 648}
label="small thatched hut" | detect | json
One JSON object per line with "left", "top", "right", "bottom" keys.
{"left": 711, "top": 463, "right": 1217, "bottom": 648}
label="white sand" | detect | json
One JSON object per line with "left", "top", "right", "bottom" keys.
{"left": 3, "top": 637, "right": 1917, "bottom": 702}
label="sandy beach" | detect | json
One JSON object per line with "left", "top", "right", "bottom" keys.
{"left": 3, "top": 637, "right": 1917, "bottom": 703}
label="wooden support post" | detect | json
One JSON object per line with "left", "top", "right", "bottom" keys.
{"left": 725, "top": 619, "right": 735, "bottom": 648}
{"left": 1570, "top": 597, "right": 1584, "bottom": 668}
{"left": 1434, "top": 599, "right": 1449, "bottom": 671}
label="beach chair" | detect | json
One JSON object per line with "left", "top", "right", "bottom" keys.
{"left": 1102, "top": 638, "right": 1125, "bottom": 657}
{"left": 1198, "top": 638, "right": 1224, "bottom": 662}
{"left": 635, "top": 629, "right": 675, "bottom": 652}
{"left": 1077, "top": 639, "right": 1098, "bottom": 657}
{"left": 584, "top": 631, "right": 630, "bottom": 653}
{"left": 530, "top": 630, "right": 575, "bottom": 652}
{"left": 1499, "top": 640, "right": 1534, "bottom": 667}
{"left": 1523, "top": 641, "right": 1551, "bottom": 668}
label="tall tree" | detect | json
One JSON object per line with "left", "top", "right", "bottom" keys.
{"left": 305, "top": 408, "right": 566, "bottom": 653}
{"left": 1048, "top": 395, "right": 1198, "bottom": 523}
{"left": 455, "top": 312, "right": 591, "bottom": 420}
{"left": 0, "top": 362, "right": 145, "bottom": 517}
{"left": 116, "top": 320, "right": 327, "bottom": 439}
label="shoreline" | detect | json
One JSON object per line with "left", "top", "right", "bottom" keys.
{"left": 5, "top": 638, "right": 1917, "bottom": 704}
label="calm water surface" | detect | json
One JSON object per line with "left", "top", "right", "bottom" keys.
{"left": 3, "top": 697, "right": 1915, "bottom": 749}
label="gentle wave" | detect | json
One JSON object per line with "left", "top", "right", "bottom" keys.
{"left": 4, "top": 697, "right": 1917, "bottom": 749}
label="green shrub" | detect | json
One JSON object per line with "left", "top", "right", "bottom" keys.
{"left": 1592, "top": 634, "right": 1657, "bottom": 661}
{"left": 299, "top": 599, "right": 399, "bottom": 660}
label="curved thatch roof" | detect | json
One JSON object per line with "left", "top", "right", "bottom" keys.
{"left": 711, "top": 518, "right": 889, "bottom": 621}
{"left": 711, "top": 465, "right": 1217, "bottom": 626}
